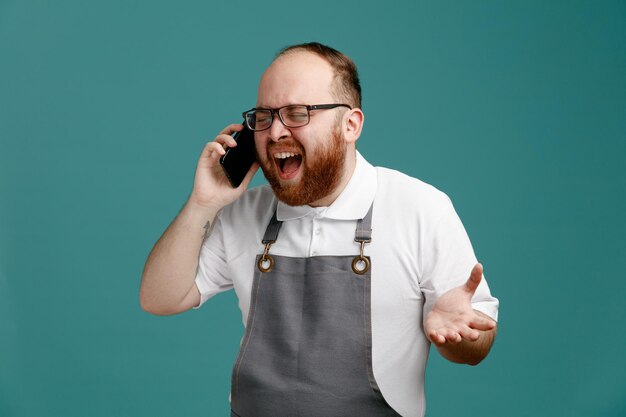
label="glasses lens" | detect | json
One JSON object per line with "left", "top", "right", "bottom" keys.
{"left": 246, "top": 110, "right": 272, "bottom": 131}
{"left": 279, "top": 105, "right": 309, "bottom": 127}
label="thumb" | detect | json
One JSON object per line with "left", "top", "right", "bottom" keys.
{"left": 464, "top": 263, "right": 483, "bottom": 295}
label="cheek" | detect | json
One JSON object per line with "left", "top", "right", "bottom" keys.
{"left": 292, "top": 127, "right": 318, "bottom": 152}
{"left": 302, "top": 132, "right": 329, "bottom": 157}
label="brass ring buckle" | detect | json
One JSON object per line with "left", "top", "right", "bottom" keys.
{"left": 257, "top": 242, "right": 274, "bottom": 272}
{"left": 351, "top": 240, "right": 370, "bottom": 275}
{"left": 351, "top": 256, "right": 370, "bottom": 275}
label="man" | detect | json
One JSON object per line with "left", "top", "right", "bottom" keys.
{"left": 140, "top": 42, "right": 499, "bottom": 417}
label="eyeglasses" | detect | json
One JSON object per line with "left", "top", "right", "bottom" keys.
{"left": 242, "top": 104, "right": 352, "bottom": 131}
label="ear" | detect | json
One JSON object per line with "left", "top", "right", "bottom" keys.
{"left": 342, "top": 108, "right": 364, "bottom": 144}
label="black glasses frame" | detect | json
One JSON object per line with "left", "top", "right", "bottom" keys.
{"left": 242, "top": 103, "right": 352, "bottom": 131}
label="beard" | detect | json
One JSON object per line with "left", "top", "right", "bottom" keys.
{"left": 259, "top": 124, "right": 347, "bottom": 206}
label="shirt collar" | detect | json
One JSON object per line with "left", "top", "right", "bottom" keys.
{"left": 276, "top": 151, "right": 377, "bottom": 221}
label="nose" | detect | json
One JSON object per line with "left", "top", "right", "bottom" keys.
{"left": 268, "top": 111, "right": 290, "bottom": 142}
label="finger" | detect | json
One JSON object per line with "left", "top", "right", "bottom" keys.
{"left": 219, "top": 123, "right": 244, "bottom": 136}
{"left": 443, "top": 330, "right": 462, "bottom": 345}
{"left": 433, "top": 328, "right": 461, "bottom": 344}
{"left": 458, "top": 326, "right": 480, "bottom": 341}
{"left": 214, "top": 133, "right": 238, "bottom": 148}
{"left": 428, "top": 331, "right": 446, "bottom": 346}
{"left": 201, "top": 141, "right": 227, "bottom": 159}
{"left": 469, "top": 315, "right": 496, "bottom": 331}
{"left": 464, "top": 263, "right": 483, "bottom": 295}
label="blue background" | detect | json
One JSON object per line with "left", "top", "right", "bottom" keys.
{"left": 1, "top": 1, "right": 625, "bottom": 416}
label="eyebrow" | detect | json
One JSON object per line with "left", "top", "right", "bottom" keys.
{"left": 254, "top": 103, "right": 306, "bottom": 110}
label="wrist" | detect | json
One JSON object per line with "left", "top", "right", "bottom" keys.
{"left": 183, "top": 196, "right": 221, "bottom": 227}
{"left": 187, "top": 194, "right": 223, "bottom": 215}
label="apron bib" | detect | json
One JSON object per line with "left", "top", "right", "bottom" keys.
{"left": 231, "top": 205, "right": 401, "bottom": 417}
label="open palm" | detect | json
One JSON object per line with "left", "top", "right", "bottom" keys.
{"left": 424, "top": 263, "right": 496, "bottom": 346}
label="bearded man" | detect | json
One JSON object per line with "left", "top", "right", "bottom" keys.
{"left": 140, "top": 42, "right": 499, "bottom": 417}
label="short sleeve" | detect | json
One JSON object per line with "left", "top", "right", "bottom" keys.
{"left": 419, "top": 197, "right": 499, "bottom": 322}
{"left": 193, "top": 211, "right": 234, "bottom": 308}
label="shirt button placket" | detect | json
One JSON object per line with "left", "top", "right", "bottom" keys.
{"left": 310, "top": 217, "right": 319, "bottom": 256}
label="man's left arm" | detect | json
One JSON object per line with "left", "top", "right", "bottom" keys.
{"left": 424, "top": 263, "right": 498, "bottom": 365}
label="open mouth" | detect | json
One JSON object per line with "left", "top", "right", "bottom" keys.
{"left": 273, "top": 151, "right": 303, "bottom": 180}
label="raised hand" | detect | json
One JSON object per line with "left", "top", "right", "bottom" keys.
{"left": 189, "top": 124, "right": 259, "bottom": 211}
{"left": 424, "top": 263, "right": 496, "bottom": 347}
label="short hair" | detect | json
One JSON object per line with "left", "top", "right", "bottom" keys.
{"left": 276, "top": 42, "right": 362, "bottom": 109}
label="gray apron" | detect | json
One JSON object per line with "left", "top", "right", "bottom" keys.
{"left": 231, "top": 205, "right": 401, "bottom": 417}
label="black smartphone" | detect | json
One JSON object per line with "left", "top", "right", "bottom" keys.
{"left": 219, "top": 124, "right": 257, "bottom": 188}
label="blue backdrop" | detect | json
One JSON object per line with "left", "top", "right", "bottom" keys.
{"left": 1, "top": 1, "right": 625, "bottom": 416}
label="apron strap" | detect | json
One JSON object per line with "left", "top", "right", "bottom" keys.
{"left": 355, "top": 204, "right": 374, "bottom": 243}
{"left": 262, "top": 211, "right": 282, "bottom": 244}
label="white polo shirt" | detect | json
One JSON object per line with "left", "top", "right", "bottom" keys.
{"left": 195, "top": 151, "right": 499, "bottom": 417}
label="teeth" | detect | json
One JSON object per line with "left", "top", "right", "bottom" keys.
{"left": 274, "top": 152, "right": 298, "bottom": 159}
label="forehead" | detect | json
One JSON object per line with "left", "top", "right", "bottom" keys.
{"left": 257, "top": 51, "right": 335, "bottom": 108}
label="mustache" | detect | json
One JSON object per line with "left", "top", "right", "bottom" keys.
{"left": 267, "top": 140, "right": 305, "bottom": 155}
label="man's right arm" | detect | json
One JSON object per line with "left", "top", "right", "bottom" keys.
{"left": 139, "top": 200, "right": 218, "bottom": 315}
{"left": 139, "top": 124, "right": 259, "bottom": 316}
